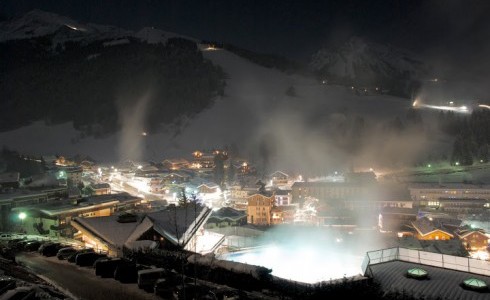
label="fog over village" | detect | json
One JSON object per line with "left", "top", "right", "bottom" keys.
{"left": 1, "top": 1, "right": 490, "bottom": 300}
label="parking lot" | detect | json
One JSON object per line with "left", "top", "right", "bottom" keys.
{"left": 15, "top": 252, "right": 160, "bottom": 300}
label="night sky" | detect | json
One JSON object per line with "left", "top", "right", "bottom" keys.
{"left": 2, "top": 0, "right": 490, "bottom": 97}
{"left": 1, "top": 0, "right": 489, "bottom": 61}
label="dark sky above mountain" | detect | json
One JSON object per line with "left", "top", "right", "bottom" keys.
{"left": 2, "top": 0, "right": 490, "bottom": 96}
{"left": 1, "top": 0, "right": 489, "bottom": 60}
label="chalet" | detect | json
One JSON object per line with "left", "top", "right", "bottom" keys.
{"left": 161, "top": 158, "right": 189, "bottom": 170}
{"left": 206, "top": 207, "right": 247, "bottom": 228}
{"left": 411, "top": 216, "right": 462, "bottom": 241}
{"left": 274, "top": 189, "right": 292, "bottom": 206}
{"left": 269, "top": 171, "right": 289, "bottom": 186}
{"left": 161, "top": 172, "right": 190, "bottom": 185}
{"left": 271, "top": 205, "right": 296, "bottom": 224}
{"left": 198, "top": 183, "right": 220, "bottom": 194}
{"left": 190, "top": 150, "right": 216, "bottom": 170}
{"left": 455, "top": 227, "right": 489, "bottom": 251}
{"left": 90, "top": 183, "right": 111, "bottom": 195}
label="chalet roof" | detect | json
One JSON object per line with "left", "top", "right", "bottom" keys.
{"left": 247, "top": 192, "right": 274, "bottom": 199}
{"left": 274, "top": 189, "right": 291, "bottom": 196}
{"left": 162, "top": 158, "right": 189, "bottom": 164}
{"left": 73, "top": 205, "right": 212, "bottom": 249}
{"left": 198, "top": 182, "right": 220, "bottom": 190}
{"left": 454, "top": 228, "right": 487, "bottom": 239}
{"left": 209, "top": 207, "right": 246, "bottom": 221}
{"left": 411, "top": 216, "right": 461, "bottom": 237}
{"left": 72, "top": 214, "right": 142, "bottom": 246}
{"left": 162, "top": 171, "right": 190, "bottom": 178}
{"left": 270, "top": 171, "right": 289, "bottom": 178}
{"left": 368, "top": 260, "right": 490, "bottom": 300}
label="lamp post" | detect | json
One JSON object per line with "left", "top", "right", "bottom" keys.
{"left": 18, "top": 212, "right": 26, "bottom": 233}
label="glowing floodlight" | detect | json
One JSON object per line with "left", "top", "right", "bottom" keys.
{"left": 18, "top": 212, "right": 27, "bottom": 220}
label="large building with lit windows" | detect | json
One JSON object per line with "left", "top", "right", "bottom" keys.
{"left": 247, "top": 193, "right": 274, "bottom": 225}
{"left": 408, "top": 183, "right": 490, "bottom": 213}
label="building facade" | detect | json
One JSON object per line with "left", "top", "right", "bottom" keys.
{"left": 247, "top": 193, "right": 274, "bottom": 225}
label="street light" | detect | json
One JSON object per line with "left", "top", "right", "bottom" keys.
{"left": 18, "top": 212, "right": 26, "bottom": 231}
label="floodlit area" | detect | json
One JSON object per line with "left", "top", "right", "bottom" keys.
{"left": 219, "top": 227, "right": 384, "bottom": 284}
{"left": 221, "top": 244, "right": 363, "bottom": 283}
{"left": 412, "top": 99, "right": 471, "bottom": 114}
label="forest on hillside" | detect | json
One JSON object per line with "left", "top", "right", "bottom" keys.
{"left": 0, "top": 36, "right": 226, "bottom": 137}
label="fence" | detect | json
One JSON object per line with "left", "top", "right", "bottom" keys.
{"left": 362, "top": 247, "right": 490, "bottom": 277}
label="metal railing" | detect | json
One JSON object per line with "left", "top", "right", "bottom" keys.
{"left": 362, "top": 247, "right": 490, "bottom": 277}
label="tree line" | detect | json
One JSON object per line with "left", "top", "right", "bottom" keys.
{"left": 0, "top": 36, "right": 226, "bottom": 137}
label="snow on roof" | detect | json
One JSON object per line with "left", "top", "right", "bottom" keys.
{"left": 270, "top": 171, "right": 289, "bottom": 178}
{"left": 124, "top": 240, "right": 157, "bottom": 251}
{"left": 198, "top": 183, "right": 220, "bottom": 190}
{"left": 74, "top": 205, "right": 212, "bottom": 250}
{"left": 209, "top": 207, "right": 246, "bottom": 220}
{"left": 189, "top": 253, "right": 271, "bottom": 280}
{"left": 193, "top": 230, "right": 225, "bottom": 254}
{"left": 148, "top": 205, "right": 212, "bottom": 246}
{"left": 73, "top": 215, "right": 142, "bottom": 247}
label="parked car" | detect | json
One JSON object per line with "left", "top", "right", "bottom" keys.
{"left": 0, "top": 276, "right": 16, "bottom": 295}
{"left": 154, "top": 274, "right": 181, "bottom": 299}
{"left": 40, "top": 243, "right": 64, "bottom": 257}
{"left": 137, "top": 267, "right": 166, "bottom": 291}
{"left": 94, "top": 258, "right": 125, "bottom": 277}
{"left": 0, "top": 233, "right": 24, "bottom": 241}
{"left": 114, "top": 262, "right": 146, "bottom": 283}
{"left": 56, "top": 247, "right": 77, "bottom": 260}
{"left": 0, "top": 286, "right": 36, "bottom": 300}
{"left": 172, "top": 282, "right": 213, "bottom": 300}
{"left": 75, "top": 252, "right": 107, "bottom": 267}
{"left": 23, "top": 240, "right": 42, "bottom": 252}
{"left": 67, "top": 248, "right": 94, "bottom": 263}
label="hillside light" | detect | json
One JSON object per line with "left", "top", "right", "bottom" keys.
{"left": 427, "top": 164, "right": 431, "bottom": 168}
{"left": 18, "top": 212, "right": 27, "bottom": 220}
{"left": 455, "top": 162, "right": 460, "bottom": 166}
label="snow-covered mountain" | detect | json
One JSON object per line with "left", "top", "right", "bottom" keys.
{"left": 310, "top": 37, "right": 430, "bottom": 95}
{"left": 0, "top": 9, "right": 196, "bottom": 48}
{"left": 0, "top": 10, "right": 130, "bottom": 45}
{"left": 0, "top": 11, "right": 446, "bottom": 174}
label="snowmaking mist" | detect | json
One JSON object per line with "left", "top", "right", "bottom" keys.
{"left": 117, "top": 90, "right": 152, "bottom": 163}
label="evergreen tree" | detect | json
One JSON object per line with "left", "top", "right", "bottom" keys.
{"left": 213, "top": 152, "right": 227, "bottom": 187}
{"left": 226, "top": 159, "right": 236, "bottom": 184}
